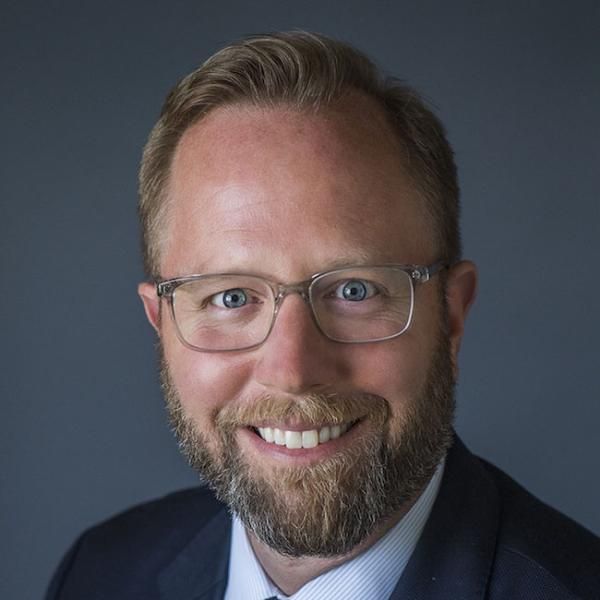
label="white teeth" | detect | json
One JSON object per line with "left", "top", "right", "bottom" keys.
{"left": 256, "top": 423, "right": 353, "bottom": 449}
{"left": 302, "top": 430, "right": 319, "bottom": 449}
{"left": 319, "top": 427, "right": 330, "bottom": 443}
{"left": 285, "top": 430, "right": 302, "bottom": 449}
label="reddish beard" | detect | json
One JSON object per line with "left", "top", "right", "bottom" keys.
{"left": 159, "top": 330, "right": 455, "bottom": 557}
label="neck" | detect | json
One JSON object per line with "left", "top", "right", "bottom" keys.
{"left": 247, "top": 494, "right": 422, "bottom": 596}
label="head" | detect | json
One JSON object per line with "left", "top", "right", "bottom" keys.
{"left": 138, "top": 32, "right": 477, "bottom": 557}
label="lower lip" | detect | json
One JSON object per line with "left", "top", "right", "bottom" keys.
{"left": 238, "top": 420, "right": 366, "bottom": 465}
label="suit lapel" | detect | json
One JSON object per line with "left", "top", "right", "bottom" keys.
{"left": 158, "top": 506, "right": 231, "bottom": 600}
{"left": 389, "top": 436, "right": 500, "bottom": 600}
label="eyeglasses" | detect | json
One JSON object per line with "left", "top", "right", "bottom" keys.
{"left": 156, "top": 262, "right": 445, "bottom": 352}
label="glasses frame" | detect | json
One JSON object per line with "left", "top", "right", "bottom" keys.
{"left": 156, "top": 261, "right": 446, "bottom": 352}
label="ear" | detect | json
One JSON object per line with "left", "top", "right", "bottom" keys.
{"left": 445, "top": 260, "right": 478, "bottom": 375}
{"left": 138, "top": 282, "right": 161, "bottom": 334}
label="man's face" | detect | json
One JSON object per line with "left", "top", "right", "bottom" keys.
{"left": 139, "top": 97, "right": 475, "bottom": 556}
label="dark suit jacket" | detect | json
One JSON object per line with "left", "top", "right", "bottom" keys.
{"left": 46, "top": 436, "right": 600, "bottom": 599}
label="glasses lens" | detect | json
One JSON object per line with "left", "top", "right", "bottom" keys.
{"left": 310, "top": 267, "right": 414, "bottom": 342}
{"left": 171, "top": 275, "right": 274, "bottom": 351}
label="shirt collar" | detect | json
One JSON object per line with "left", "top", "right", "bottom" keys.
{"left": 225, "top": 458, "right": 445, "bottom": 600}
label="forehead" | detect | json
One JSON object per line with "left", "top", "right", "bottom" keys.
{"left": 162, "top": 97, "right": 434, "bottom": 278}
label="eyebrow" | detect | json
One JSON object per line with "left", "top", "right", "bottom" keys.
{"left": 173, "top": 250, "right": 382, "bottom": 280}
{"left": 319, "top": 251, "right": 380, "bottom": 271}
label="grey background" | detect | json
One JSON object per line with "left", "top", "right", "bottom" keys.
{"left": 2, "top": 1, "right": 599, "bottom": 598}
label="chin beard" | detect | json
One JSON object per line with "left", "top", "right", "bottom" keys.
{"left": 159, "top": 331, "right": 456, "bottom": 557}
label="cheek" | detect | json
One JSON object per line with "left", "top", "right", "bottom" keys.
{"left": 347, "top": 332, "right": 433, "bottom": 417}
{"left": 162, "top": 330, "right": 255, "bottom": 425}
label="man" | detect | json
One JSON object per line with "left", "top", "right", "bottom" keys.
{"left": 47, "top": 32, "right": 600, "bottom": 599}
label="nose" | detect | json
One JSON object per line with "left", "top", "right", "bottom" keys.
{"left": 253, "top": 293, "right": 347, "bottom": 395}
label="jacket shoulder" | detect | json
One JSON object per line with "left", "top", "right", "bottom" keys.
{"left": 46, "top": 487, "right": 229, "bottom": 600}
{"left": 482, "top": 460, "right": 600, "bottom": 599}
{"left": 74, "top": 486, "right": 227, "bottom": 558}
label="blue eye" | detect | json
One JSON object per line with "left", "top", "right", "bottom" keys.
{"left": 335, "top": 280, "right": 375, "bottom": 302}
{"left": 212, "top": 288, "right": 248, "bottom": 308}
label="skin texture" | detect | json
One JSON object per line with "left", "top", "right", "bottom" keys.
{"left": 139, "top": 94, "right": 477, "bottom": 594}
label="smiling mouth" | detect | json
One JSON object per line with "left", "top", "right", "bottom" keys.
{"left": 252, "top": 421, "right": 357, "bottom": 450}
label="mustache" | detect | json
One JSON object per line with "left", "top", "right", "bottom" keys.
{"left": 216, "top": 391, "right": 390, "bottom": 430}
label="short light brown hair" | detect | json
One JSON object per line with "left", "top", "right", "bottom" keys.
{"left": 139, "top": 31, "right": 461, "bottom": 279}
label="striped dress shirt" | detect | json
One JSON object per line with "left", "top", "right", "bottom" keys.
{"left": 224, "top": 458, "right": 445, "bottom": 600}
